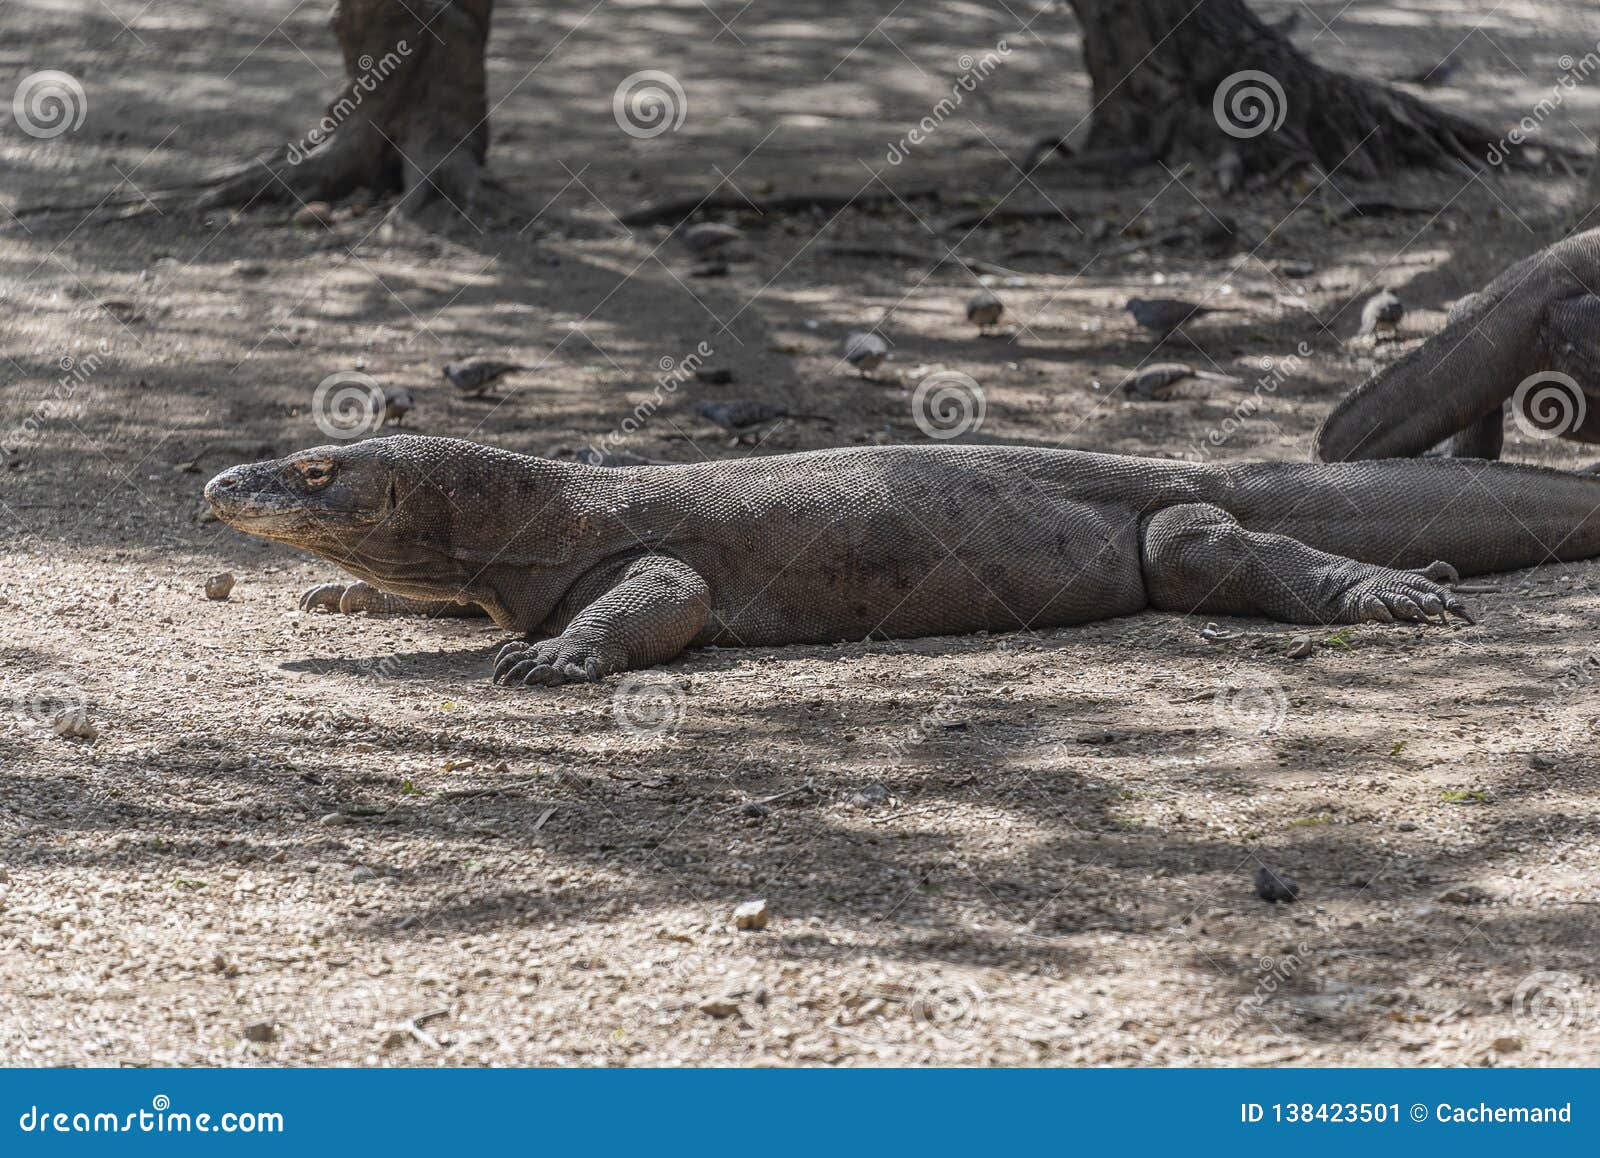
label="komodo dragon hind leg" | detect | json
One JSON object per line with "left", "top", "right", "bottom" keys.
{"left": 300, "top": 580, "right": 484, "bottom": 618}
{"left": 493, "top": 555, "right": 711, "bottom": 687}
{"left": 1140, "top": 503, "right": 1473, "bottom": 626}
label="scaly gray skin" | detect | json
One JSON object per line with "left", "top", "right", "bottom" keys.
{"left": 205, "top": 436, "right": 1600, "bottom": 687}
{"left": 1315, "top": 228, "right": 1600, "bottom": 463}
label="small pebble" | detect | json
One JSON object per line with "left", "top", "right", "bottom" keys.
{"left": 293, "top": 201, "right": 333, "bottom": 228}
{"left": 243, "top": 1020, "right": 276, "bottom": 1043}
{"left": 1254, "top": 866, "right": 1300, "bottom": 903}
{"left": 1491, "top": 1035, "right": 1523, "bottom": 1053}
{"left": 848, "top": 783, "right": 889, "bottom": 809}
{"left": 733, "top": 898, "right": 769, "bottom": 931}
{"left": 689, "top": 261, "right": 729, "bottom": 278}
{"left": 693, "top": 367, "right": 734, "bottom": 385}
{"left": 317, "top": 812, "right": 349, "bottom": 826}
{"left": 232, "top": 260, "right": 269, "bottom": 279}
{"left": 205, "top": 572, "right": 235, "bottom": 601}
{"left": 52, "top": 712, "right": 97, "bottom": 741}
{"left": 348, "top": 866, "right": 378, "bottom": 884}
{"left": 698, "top": 996, "right": 740, "bottom": 1018}
{"left": 1285, "top": 634, "right": 1314, "bottom": 659}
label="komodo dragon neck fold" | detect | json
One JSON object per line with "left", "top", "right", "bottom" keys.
{"left": 207, "top": 435, "right": 1600, "bottom": 687}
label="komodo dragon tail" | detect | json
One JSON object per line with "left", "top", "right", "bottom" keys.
{"left": 1212, "top": 457, "right": 1600, "bottom": 578}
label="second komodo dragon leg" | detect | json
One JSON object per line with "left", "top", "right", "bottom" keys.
{"left": 1140, "top": 502, "right": 1471, "bottom": 624}
{"left": 493, "top": 554, "right": 711, "bottom": 687}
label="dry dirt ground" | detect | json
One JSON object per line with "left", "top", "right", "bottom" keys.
{"left": 3, "top": 0, "right": 1600, "bottom": 1066}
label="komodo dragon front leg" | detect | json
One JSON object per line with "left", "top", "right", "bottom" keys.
{"left": 493, "top": 554, "right": 711, "bottom": 687}
{"left": 1141, "top": 504, "right": 1472, "bottom": 624}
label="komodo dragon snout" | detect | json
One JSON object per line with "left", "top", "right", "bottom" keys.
{"left": 204, "top": 435, "right": 1600, "bottom": 689}
{"left": 205, "top": 446, "right": 394, "bottom": 541}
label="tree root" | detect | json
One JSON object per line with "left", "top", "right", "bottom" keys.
{"left": 618, "top": 187, "right": 942, "bottom": 228}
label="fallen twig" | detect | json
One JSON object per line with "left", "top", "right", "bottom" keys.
{"left": 715, "top": 778, "right": 816, "bottom": 816}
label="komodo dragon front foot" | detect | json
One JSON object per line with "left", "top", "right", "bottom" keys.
{"left": 299, "top": 580, "right": 480, "bottom": 617}
{"left": 492, "top": 554, "right": 712, "bottom": 688}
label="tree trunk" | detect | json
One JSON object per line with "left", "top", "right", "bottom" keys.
{"left": 203, "top": 0, "right": 495, "bottom": 220}
{"left": 1064, "top": 0, "right": 1526, "bottom": 180}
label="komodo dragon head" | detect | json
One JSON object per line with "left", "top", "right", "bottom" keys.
{"left": 205, "top": 436, "right": 596, "bottom": 606}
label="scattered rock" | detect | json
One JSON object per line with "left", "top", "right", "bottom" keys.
{"left": 848, "top": 783, "right": 889, "bottom": 809}
{"left": 1254, "top": 866, "right": 1300, "bottom": 903}
{"left": 1286, "top": 634, "right": 1315, "bottom": 659}
{"left": 741, "top": 802, "right": 770, "bottom": 818}
{"left": 1527, "top": 753, "right": 1556, "bottom": 770}
{"left": 51, "top": 712, "right": 97, "bottom": 741}
{"left": 1397, "top": 821, "right": 1418, "bottom": 832}
{"left": 317, "top": 812, "right": 350, "bottom": 826}
{"left": 698, "top": 996, "right": 740, "bottom": 1018}
{"left": 381, "top": 1028, "right": 410, "bottom": 1050}
{"left": 204, "top": 572, "right": 235, "bottom": 601}
{"left": 1076, "top": 730, "right": 1124, "bottom": 745}
{"left": 243, "top": 1020, "right": 276, "bottom": 1043}
{"left": 689, "top": 261, "right": 729, "bottom": 278}
{"left": 1437, "top": 885, "right": 1492, "bottom": 905}
{"left": 293, "top": 201, "right": 333, "bottom": 228}
{"left": 232, "top": 260, "right": 269, "bottom": 279}
{"left": 681, "top": 222, "right": 743, "bottom": 254}
{"left": 1491, "top": 1035, "right": 1522, "bottom": 1053}
{"left": 733, "top": 898, "right": 769, "bottom": 931}
{"left": 693, "top": 366, "right": 734, "bottom": 385}
{"left": 348, "top": 866, "right": 378, "bottom": 884}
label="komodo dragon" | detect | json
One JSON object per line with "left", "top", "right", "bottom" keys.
{"left": 205, "top": 436, "right": 1600, "bottom": 686}
{"left": 1315, "top": 228, "right": 1600, "bottom": 463}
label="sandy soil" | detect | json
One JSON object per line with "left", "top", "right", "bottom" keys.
{"left": 3, "top": 0, "right": 1600, "bottom": 1066}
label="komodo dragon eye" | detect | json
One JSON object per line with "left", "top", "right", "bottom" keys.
{"left": 293, "top": 459, "right": 336, "bottom": 492}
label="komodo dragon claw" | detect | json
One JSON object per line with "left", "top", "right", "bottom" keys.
{"left": 493, "top": 639, "right": 605, "bottom": 687}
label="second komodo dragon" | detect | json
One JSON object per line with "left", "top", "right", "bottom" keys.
{"left": 205, "top": 436, "right": 1600, "bottom": 686}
